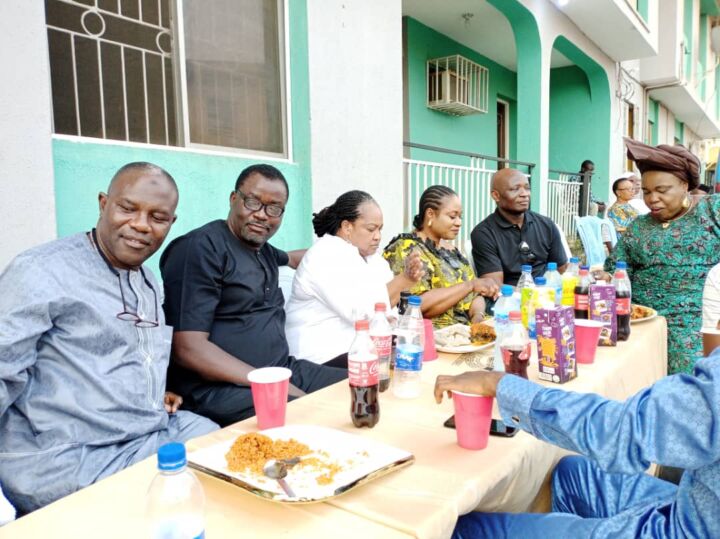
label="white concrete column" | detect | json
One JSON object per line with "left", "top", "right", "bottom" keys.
{"left": 306, "top": 0, "right": 404, "bottom": 240}
{"left": 0, "top": 1, "right": 56, "bottom": 269}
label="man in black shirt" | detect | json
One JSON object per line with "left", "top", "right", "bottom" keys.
{"left": 471, "top": 168, "right": 568, "bottom": 287}
{"left": 160, "top": 164, "right": 346, "bottom": 426}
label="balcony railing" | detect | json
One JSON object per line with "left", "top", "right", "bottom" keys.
{"left": 403, "top": 142, "right": 534, "bottom": 246}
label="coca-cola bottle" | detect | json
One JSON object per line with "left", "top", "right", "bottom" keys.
{"left": 499, "top": 311, "right": 531, "bottom": 379}
{"left": 369, "top": 303, "right": 392, "bottom": 392}
{"left": 574, "top": 268, "right": 592, "bottom": 319}
{"left": 348, "top": 319, "right": 380, "bottom": 428}
{"left": 613, "top": 269, "right": 631, "bottom": 341}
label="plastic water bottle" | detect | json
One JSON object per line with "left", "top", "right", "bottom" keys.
{"left": 369, "top": 303, "right": 392, "bottom": 393}
{"left": 393, "top": 295, "right": 424, "bottom": 399}
{"left": 493, "top": 284, "right": 520, "bottom": 371}
{"left": 561, "top": 257, "right": 580, "bottom": 307}
{"left": 543, "top": 262, "right": 563, "bottom": 305}
{"left": 146, "top": 442, "right": 206, "bottom": 539}
{"left": 517, "top": 264, "right": 535, "bottom": 331}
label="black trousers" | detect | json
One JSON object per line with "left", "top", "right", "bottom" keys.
{"left": 180, "top": 357, "right": 347, "bottom": 427}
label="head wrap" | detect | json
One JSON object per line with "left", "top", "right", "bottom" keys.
{"left": 624, "top": 137, "right": 700, "bottom": 189}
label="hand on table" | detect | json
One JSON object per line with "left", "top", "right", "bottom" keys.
{"left": 164, "top": 391, "right": 183, "bottom": 414}
{"left": 434, "top": 371, "right": 505, "bottom": 403}
{"left": 472, "top": 278, "right": 500, "bottom": 299}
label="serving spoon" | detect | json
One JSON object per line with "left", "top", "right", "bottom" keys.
{"left": 263, "top": 458, "right": 300, "bottom": 497}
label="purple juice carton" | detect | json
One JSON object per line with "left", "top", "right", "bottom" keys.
{"left": 535, "top": 306, "right": 577, "bottom": 384}
{"left": 589, "top": 283, "right": 617, "bottom": 346}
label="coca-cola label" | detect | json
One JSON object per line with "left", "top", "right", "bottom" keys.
{"left": 616, "top": 297, "right": 631, "bottom": 315}
{"left": 394, "top": 344, "right": 423, "bottom": 371}
{"left": 574, "top": 294, "right": 589, "bottom": 311}
{"left": 348, "top": 355, "right": 379, "bottom": 386}
{"left": 370, "top": 334, "right": 392, "bottom": 359}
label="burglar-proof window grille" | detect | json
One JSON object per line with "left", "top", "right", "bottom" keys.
{"left": 427, "top": 55, "right": 488, "bottom": 116}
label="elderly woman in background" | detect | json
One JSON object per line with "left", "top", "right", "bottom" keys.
{"left": 607, "top": 176, "right": 639, "bottom": 234}
{"left": 383, "top": 185, "right": 499, "bottom": 328}
{"left": 605, "top": 139, "right": 720, "bottom": 374}
{"left": 284, "top": 190, "right": 423, "bottom": 366}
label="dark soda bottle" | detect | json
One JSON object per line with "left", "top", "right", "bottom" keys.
{"left": 369, "top": 303, "right": 392, "bottom": 393}
{"left": 499, "top": 312, "right": 531, "bottom": 379}
{"left": 348, "top": 319, "right": 380, "bottom": 428}
{"left": 614, "top": 269, "right": 631, "bottom": 341}
{"left": 574, "top": 268, "right": 591, "bottom": 319}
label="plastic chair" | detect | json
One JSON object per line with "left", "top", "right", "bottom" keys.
{"left": 574, "top": 215, "right": 617, "bottom": 268}
{"left": 555, "top": 222, "right": 572, "bottom": 261}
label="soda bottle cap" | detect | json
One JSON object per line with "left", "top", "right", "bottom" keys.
{"left": 521, "top": 264, "right": 533, "bottom": 272}
{"left": 536, "top": 276, "right": 547, "bottom": 285}
{"left": 501, "top": 284, "right": 513, "bottom": 296}
{"left": 374, "top": 302, "right": 386, "bottom": 312}
{"left": 355, "top": 319, "right": 370, "bottom": 331}
{"left": 509, "top": 311, "right": 521, "bottom": 321}
{"left": 408, "top": 295, "right": 422, "bottom": 306}
{"left": 157, "top": 442, "right": 186, "bottom": 471}
{"left": 615, "top": 270, "right": 627, "bottom": 279}
{"left": 570, "top": 257, "right": 579, "bottom": 264}
{"left": 547, "top": 262, "right": 557, "bottom": 271}
{"left": 616, "top": 261, "right": 627, "bottom": 270}
{"left": 580, "top": 265, "right": 589, "bottom": 270}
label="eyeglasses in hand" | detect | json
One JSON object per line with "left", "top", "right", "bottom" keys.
{"left": 235, "top": 190, "right": 285, "bottom": 218}
{"left": 518, "top": 241, "right": 537, "bottom": 263}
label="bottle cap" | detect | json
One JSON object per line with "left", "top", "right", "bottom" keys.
{"left": 521, "top": 264, "right": 533, "bottom": 272}
{"left": 570, "top": 257, "right": 579, "bottom": 264}
{"left": 374, "top": 302, "right": 386, "bottom": 312}
{"left": 509, "top": 311, "right": 521, "bottom": 321}
{"left": 157, "top": 442, "right": 186, "bottom": 471}
{"left": 616, "top": 261, "right": 627, "bottom": 270}
{"left": 579, "top": 268, "right": 589, "bottom": 275}
{"left": 536, "top": 276, "right": 547, "bottom": 285}
{"left": 408, "top": 295, "right": 422, "bottom": 307}
{"left": 501, "top": 284, "right": 513, "bottom": 296}
{"left": 547, "top": 262, "right": 557, "bottom": 271}
{"left": 355, "top": 319, "right": 370, "bottom": 331}
{"left": 580, "top": 265, "right": 589, "bottom": 271}
{"left": 614, "top": 270, "right": 626, "bottom": 279}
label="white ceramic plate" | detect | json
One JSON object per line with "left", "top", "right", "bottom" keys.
{"left": 435, "top": 341, "right": 495, "bottom": 354}
{"left": 188, "top": 425, "right": 414, "bottom": 503}
{"left": 630, "top": 305, "right": 658, "bottom": 324}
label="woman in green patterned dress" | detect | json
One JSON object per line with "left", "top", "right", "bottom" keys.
{"left": 605, "top": 139, "right": 720, "bottom": 374}
{"left": 383, "top": 185, "right": 499, "bottom": 328}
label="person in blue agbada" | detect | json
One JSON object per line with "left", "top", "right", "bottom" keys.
{"left": 434, "top": 352, "right": 720, "bottom": 538}
{"left": 0, "top": 163, "right": 218, "bottom": 514}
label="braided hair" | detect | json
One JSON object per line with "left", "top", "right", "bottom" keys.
{"left": 312, "top": 190, "right": 376, "bottom": 237}
{"left": 412, "top": 185, "right": 457, "bottom": 230}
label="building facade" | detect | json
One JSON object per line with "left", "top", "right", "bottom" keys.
{"left": 2, "top": 0, "right": 719, "bottom": 270}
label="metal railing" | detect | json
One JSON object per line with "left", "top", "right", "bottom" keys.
{"left": 546, "top": 169, "right": 592, "bottom": 240}
{"left": 403, "top": 142, "right": 534, "bottom": 246}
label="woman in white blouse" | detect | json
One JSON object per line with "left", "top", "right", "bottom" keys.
{"left": 285, "top": 190, "right": 423, "bottom": 366}
{"left": 703, "top": 262, "right": 720, "bottom": 356}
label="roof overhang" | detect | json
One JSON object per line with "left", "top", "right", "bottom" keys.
{"left": 649, "top": 83, "right": 720, "bottom": 138}
{"left": 555, "top": 0, "right": 658, "bottom": 61}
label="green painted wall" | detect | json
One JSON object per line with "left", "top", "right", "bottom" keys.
{"left": 700, "top": 14, "right": 708, "bottom": 100}
{"left": 647, "top": 98, "right": 659, "bottom": 145}
{"left": 637, "top": 0, "right": 649, "bottom": 21}
{"left": 404, "top": 17, "right": 518, "bottom": 167}
{"left": 548, "top": 66, "right": 593, "bottom": 173}
{"left": 685, "top": 0, "right": 694, "bottom": 81}
{"left": 51, "top": 0, "right": 312, "bottom": 278}
{"left": 675, "top": 119, "right": 685, "bottom": 143}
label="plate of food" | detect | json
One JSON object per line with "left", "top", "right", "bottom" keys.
{"left": 188, "top": 426, "right": 414, "bottom": 503}
{"left": 434, "top": 321, "right": 496, "bottom": 353}
{"left": 630, "top": 304, "right": 657, "bottom": 324}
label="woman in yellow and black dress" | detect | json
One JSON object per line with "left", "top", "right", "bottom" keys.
{"left": 383, "top": 185, "right": 499, "bottom": 328}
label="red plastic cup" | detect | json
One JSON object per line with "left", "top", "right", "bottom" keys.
{"left": 423, "top": 319, "right": 438, "bottom": 361}
{"left": 247, "top": 367, "right": 292, "bottom": 429}
{"left": 452, "top": 391, "right": 493, "bottom": 450}
{"left": 574, "top": 319, "right": 605, "bottom": 364}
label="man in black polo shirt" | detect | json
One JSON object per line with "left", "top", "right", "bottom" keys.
{"left": 471, "top": 168, "right": 568, "bottom": 287}
{"left": 160, "top": 164, "right": 346, "bottom": 426}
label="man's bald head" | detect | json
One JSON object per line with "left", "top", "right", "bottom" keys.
{"left": 490, "top": 168, "right": 531, "bottom": 215}
{"left": 108, "top": 162, "right": 177, "bottom": 197}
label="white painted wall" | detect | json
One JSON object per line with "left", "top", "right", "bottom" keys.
{"left": 639, "top": 0, "right": 683, "bottom": 85}
{"left": 0, "top": 1, "right": 56, "bottom": 270}
{"left": 306, "top": 0, "right": 404, "bottom": 240}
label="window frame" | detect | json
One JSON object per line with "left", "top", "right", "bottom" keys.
{"left": 173, "top": 0, "right": 292, "bottom": 160}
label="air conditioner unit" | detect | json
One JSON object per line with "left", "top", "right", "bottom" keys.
{"left": 427, "top": 55, "right": 488, "bottom": 116}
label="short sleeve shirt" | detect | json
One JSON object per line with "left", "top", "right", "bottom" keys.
{"left": 160, "top": 220, "right": 290, "bottom": 389}
{"left": 470, "top": 209, "right": 568, "bottom": 286}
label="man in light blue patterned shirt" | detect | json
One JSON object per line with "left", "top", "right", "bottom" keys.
{"left": 435, "top": 350, "right": 720, "bottom": 538}
{"left": 0, "top": 163, "right": 218, "bottom": 514}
